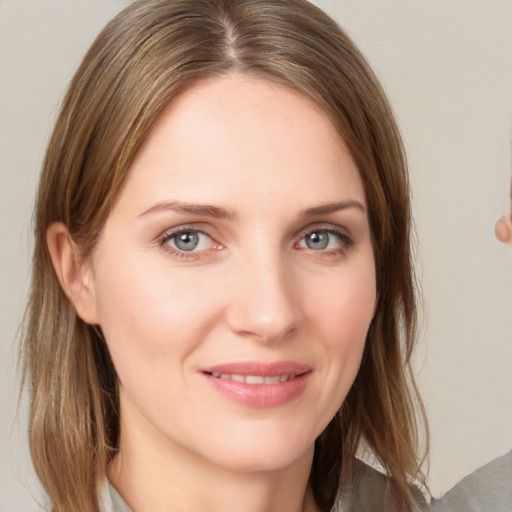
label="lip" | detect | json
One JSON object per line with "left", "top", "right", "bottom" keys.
{"left": 199, "top": 361, "right": 313, "bottom": 408}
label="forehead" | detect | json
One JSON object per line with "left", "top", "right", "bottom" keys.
{"left": 117, "top": 73, "right": 365, "bottom": 215}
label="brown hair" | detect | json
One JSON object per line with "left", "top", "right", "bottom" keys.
{"left": 22, "top": 0, "right": 427, "bottom": 510}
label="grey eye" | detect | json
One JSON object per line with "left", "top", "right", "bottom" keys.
{"left": 174, "top": 232, "right": 199, "bottom": 251}
{"left": 305, "top": 231, "right": 329, "bottom": 250}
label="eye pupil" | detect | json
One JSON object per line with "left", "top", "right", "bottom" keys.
{"left": 306, "top": 231, "right": 329, "bottom": 250}
{"left": 175, "top": 232, "right": 199, "bottom": 251}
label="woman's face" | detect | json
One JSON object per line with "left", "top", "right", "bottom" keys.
{"left": 87, "top": 74, "right": 376, "bottom": 473}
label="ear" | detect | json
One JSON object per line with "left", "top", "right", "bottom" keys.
{"left": 495, "top": 216, "right": 512, "bottom": 245}
{"left": 47, "top": 222, "right": 100, "bottom": 324}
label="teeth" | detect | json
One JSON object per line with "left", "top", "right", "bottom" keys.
{"left": 246, "top": 375, "right": 264, "bottom": 384}
{"left": 210, "top": 373, "right": 295, "bottom": 384}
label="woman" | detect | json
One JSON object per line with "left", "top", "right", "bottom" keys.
{"left": 21, "top": 0, "right": 427, "bottom": 510}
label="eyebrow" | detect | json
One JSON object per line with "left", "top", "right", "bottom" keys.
{"left": 138, "top": 199, "right": 366, "bottom": 220}
{"left": 300, "top": 200, "right": 367, "bottom": 217}
{"left": 138, "top": 200, "right": 237, "bottom": 220}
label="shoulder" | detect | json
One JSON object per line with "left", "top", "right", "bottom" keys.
{"left": 431, "top": 449, "right": 512, "bottom": 512}
{"left": 334, "top": 458, "right": 428, "bottom": 512}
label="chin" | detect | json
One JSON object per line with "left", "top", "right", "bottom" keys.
{"left": 197, "top": 427, "right": 316, "bottom": 474}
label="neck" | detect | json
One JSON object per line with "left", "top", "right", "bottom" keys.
{"left": 108, "top": 397, "right": 319, "bottom": 512}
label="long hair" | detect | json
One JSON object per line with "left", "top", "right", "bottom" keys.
{"left": 21, "top": 0, "right": 427, "bottom": 510}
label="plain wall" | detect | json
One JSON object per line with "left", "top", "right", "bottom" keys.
{"left": 1, "top": 1, "right": 511, "bottom": 509}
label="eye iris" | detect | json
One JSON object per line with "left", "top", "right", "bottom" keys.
{"left": 175, "top": 232, "right": 199, "bottom": 251}
{"left": 306, "top": 231, "right": 329, "bottom": 250}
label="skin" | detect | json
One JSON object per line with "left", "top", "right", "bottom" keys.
{"left": 48, "top": 74, "right": 377, "bottom": 512}
{"left": 495, "top": 207, "right": 512, "bottom": 245}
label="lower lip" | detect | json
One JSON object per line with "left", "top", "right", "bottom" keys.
{"left": 202, "top": 372, "right": 311, "bottom": 408}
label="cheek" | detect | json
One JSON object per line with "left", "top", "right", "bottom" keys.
{"left": 308, "top": 258, "right": 376, "bottom": 395}
{"left": 310, "top": 258, "right": 376, "bottom": 343}
{"left": 91, "top": 249, "right": 221, "bottom": 379}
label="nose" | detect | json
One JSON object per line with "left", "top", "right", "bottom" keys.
{"left": 226, "top": 250, "right": 303, "bottom": 343}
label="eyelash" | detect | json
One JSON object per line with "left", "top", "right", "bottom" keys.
{"left": 157, "top": 224, "right": 354, "bottom": 261}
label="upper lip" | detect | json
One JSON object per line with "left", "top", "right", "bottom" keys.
{"left": 200, "top": 361, "right": 313, "bottom": 377}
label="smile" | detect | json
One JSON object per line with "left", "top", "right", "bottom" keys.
{"left": 200, "top": 362, "right": 312, "bottom": 408}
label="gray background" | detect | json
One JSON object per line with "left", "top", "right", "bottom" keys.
{"left": 1, "top": 1, "right": 511, "bottom": 510}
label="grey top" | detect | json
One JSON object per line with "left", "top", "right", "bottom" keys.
{"left": 336, "top": 458, "right": 428, "bottom": 512}
{"left": 98, "top": 451, "right": 512, "bottom": 512}
{"left": 431, "top": 449, "right": 512, "bottom": 512}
